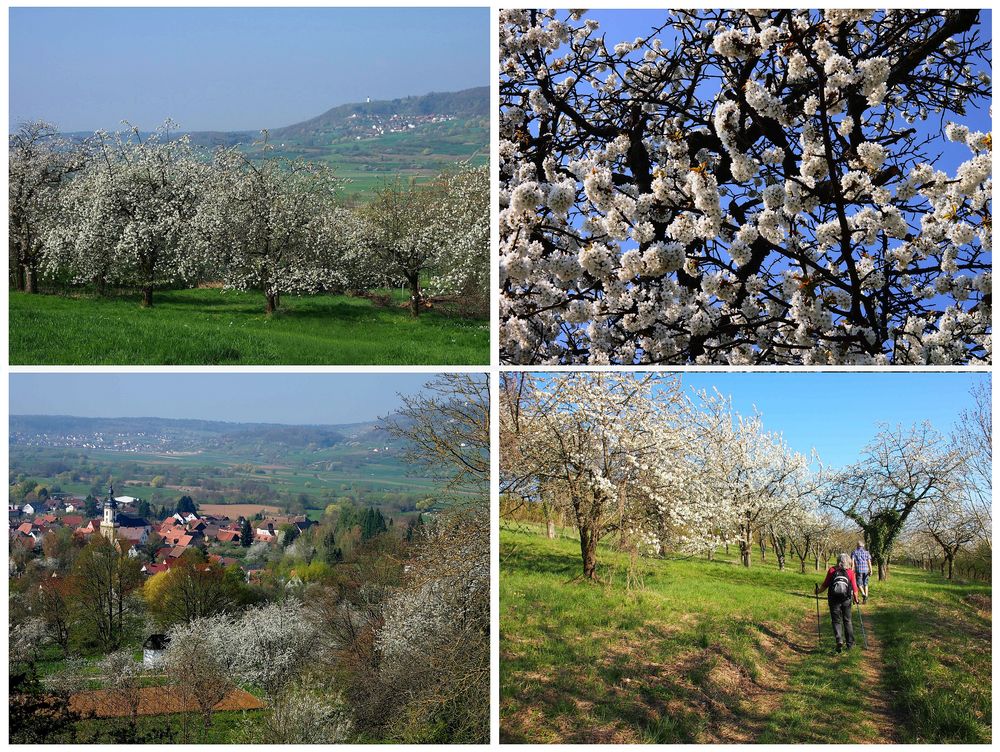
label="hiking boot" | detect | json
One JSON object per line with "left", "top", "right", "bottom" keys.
{"left": 862, "top": 595, "right": 868, "bottom": 604}
{"left": 835, "top": 643, "right": 843, "bottom": 654}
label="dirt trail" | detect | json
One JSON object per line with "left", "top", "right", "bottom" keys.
{"left": 712, "top": 616, "right": 815, "bottom": 743}
{"left": 852, "top": 599, "right": 904, "bottom": 743}
{"left": 739, "top": 596, "right": 904, "bottom": 744}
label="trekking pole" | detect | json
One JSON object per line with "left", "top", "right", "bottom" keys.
{"left": 856, "top": 600, "right": 869, "bottom": 649}
{"left": 814, "top": 583, "right": 821, "bottom": 646}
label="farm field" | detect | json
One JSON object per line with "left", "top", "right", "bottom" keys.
{"left": 71, "top": 686, "right": 265, "bottom": 718}
{"left": 9, "top": 288, "right": 488, "bottom": 365}
{"left": 197, "top": 504, "right": 282, "bottom": 519}
{"left": 10, "top": 436, "right": 452, "bottom": 524}
{"left": 275, "top": 122, "right": 489, "bottom": 199}
{"left": 500, "top": 526, "right": 992, "bottom": 745}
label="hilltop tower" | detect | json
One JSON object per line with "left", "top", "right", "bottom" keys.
{"left": 100, "top": 483, "right": 119, "bottom": 542}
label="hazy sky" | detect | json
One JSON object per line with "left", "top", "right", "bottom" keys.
{"left": 678, "top": 372, "right": 988, "bottom": 469}
{"left": 9, "top": 7, "right": 489, "bottom": 132}
{"left": 8, "top": 372, "right": 450, "bottom": 425}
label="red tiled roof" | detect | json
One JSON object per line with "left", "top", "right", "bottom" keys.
{"left": 143, "top": 559, "right": 180, "bottom": 575}
{"left": 117, "top": 526, "right": 147, "bottom": 541}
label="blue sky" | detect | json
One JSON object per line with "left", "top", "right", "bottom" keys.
{"left": 9, "top": 372, "right": 443, "bottom": 425}
{"left": 9, "top": 7, "right": 489, "bottom": 132}
{"left": 677, "top": 372, "right": 989, "bottom": 469}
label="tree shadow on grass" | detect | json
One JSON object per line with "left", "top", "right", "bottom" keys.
{"left": 505, "top": 622, "right": 807, "bottom": 744}
{"left": 502, "top": 543, "right": 581, "bottom": 580}
{"left": 156, "top": 294, "right": 267, "bottom": 315}
{"left": 754, "top": 621, "right": 815, "bottom": 656}
{"left": 502, "top": 588, "right": 792, "bottom": 743}
{"left": 501, "top": 621, "right": 715, "bottom": 744}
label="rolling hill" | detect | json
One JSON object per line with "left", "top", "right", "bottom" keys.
{"left": 61, "top": 86, "right": 488, "bottom": 198}
{"left": 269, "top": 86, "right": 488, "bottom": 140}
{"left": 9, "top": 414, "right": 387, "bottom": 456}
{"left": 188, "top": 86, "right": 489, "bottom": 196}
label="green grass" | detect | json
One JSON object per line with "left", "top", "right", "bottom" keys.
{"left": 74, "top": 709, "right": 267, "bottom": 744}
{"left": 10, "top": 288, "right": 487, "bottom": 365}
{"left": 876, "top": 571, "right": 992, "bottom": 742}
{"left": 500, "top": 524, "right": 991, "bottom": 744}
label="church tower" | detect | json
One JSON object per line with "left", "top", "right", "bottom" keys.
{"left": 100, "top": 483, "right": 119, "bottom": 542}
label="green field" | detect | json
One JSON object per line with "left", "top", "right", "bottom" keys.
{"left": 10, "top": 288, "right": 488, "bottom": 365}
{"left": 11, "top": 437, "right": 455, "bottom": 512}
{"left": 261, "top": 119, "right": 488, "bottom": 200}
{"left": 500, "top": 525, "right": 991, "bottom": 744}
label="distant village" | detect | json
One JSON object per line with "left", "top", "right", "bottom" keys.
{"left": 340, "top": 111, "right": 457, "bottom": 140}
{"left": 10, "top": 486, "right": 315, "bottom": 586}
{"left": 11, "top": 429, "right": 188, "bottom": 452}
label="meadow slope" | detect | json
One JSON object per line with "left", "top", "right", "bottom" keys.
{"left": 10, "top": 289, "right": 488, "bottom": 365}
{"left": 500, "top": 526, "right": 991, "bottom": 744}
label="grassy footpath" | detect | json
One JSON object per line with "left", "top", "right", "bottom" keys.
{"left": 500, "top": 525, "right": 991, "bottom": 744}
{"left": 10, "top": 288, "right": 487, "bottom": 365}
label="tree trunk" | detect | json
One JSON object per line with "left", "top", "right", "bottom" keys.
{"left": 25, "top": 265, "right": 37, "bottom": 294}
{"left": 13, "top": 262, "right": 26, "bottom": 291}
{"left": 740, "top": 540, "right": 751, "bottom": 568}
{"left": 141, "top": 286, "right": 153, "bottom": 308}
{"left": 265, "top": 292, "right": 279, "bottom": 314}
{"left": 546, "top": 520, "right": 556, "bottom": 540}
{"left": 877, "top": 559, "right": 888, "bottom": 581}
{"left": 947, "top": 556, "right": 954, "bottom": 580}
{"left": 407, "top": 273, "right": 421, "bottom": 317}
{"left": 580, "top": 525, "right": 599, "bottom": 580}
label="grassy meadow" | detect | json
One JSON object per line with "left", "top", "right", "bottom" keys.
{"left": 500, "top": 525, "right": 991, "bottom": 744}
{"left": 10, "top": 288, "right": 487, "bottom": 365}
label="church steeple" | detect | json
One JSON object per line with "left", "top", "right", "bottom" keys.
{"left": 100, "top": 483, "right": 119, "bottom": 541}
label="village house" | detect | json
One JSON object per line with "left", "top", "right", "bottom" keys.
{"left": 217, "top": 529, "right": 241, "bottom": 544}
{"left": 255, "top": 520, "right": 280, "bottom": 542}
{"left": 141, "top": 559, "right": 178, "bottom": 576}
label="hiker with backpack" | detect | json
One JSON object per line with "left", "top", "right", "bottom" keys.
{"left": 852, "top": 541, "right": 873, "bottom": 603}
{"left": 817, "top": 553, "right": 860, "bottom": 653}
